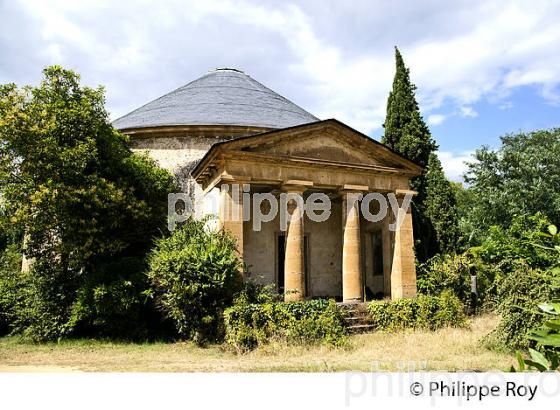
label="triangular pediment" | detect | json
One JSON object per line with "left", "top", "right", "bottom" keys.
{"left": 192, "top": 120, "right": 423, "bottom": 184}
{"left": 245, "top": 132, "right": 394, "bottom": 168}
{"left": 219, "top": 119, "right": 422, "bottom": 172}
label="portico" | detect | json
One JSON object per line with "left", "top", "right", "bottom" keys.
{"left": 192, "top": 119, "right": 421, "bottom": 302}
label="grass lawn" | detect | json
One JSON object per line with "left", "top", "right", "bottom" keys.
{"left": 0, "top": 314, "right": 514, "bottom": 372}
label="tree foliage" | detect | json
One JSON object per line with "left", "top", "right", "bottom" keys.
{"left": 382, "top": 47, "right": 459, "bottom": 260}
{"left": 424, "top": 153, "right": 461, "bottom": 254}
{"left": 382, "top": 48, "right": 437, "bottom": 169}
{"left": 0, "top": 245, "right": 24, "bottom": 335}
{"left": 0, "top": 66, "right": 177, "bottom": 340}
{"left": 463, "top": 128, "right": 560, "bottom": 244}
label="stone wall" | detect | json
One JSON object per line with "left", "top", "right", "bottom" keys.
{"left": 126, "top": 126, "right": 269, "bottom": 213}
{"left": 129, "top": 134, "right": 232, "bottom": 205}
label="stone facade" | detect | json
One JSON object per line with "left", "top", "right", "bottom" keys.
{"left": 121, "top": 121, "right": 421, "bottom": 302}
{"left": 190, "top": 120, "right": 422, "bottom": 302}
{"left": 114, "top": 69, "right": 421, "bottom": 302}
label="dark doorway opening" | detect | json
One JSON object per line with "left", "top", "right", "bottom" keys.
{"left": 372, "top": 230, "right": 384, "bottom": 277}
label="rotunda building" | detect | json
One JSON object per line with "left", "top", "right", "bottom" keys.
{"left": 114, "top": 68, "right": 421, "bottom": 302}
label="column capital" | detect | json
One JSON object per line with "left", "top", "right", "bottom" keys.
{"left": 339, "top": 184, "right": 369, "bottom": 197}
{"left": 341, "top": 184, "right": 369, "bottom": 192}
{"left": 282, "top": 179, "right": 313, "bottom": 194}
{"left": 394, "top": 188, "right": 418, "bottom": 197}
{"left": 219, "top": 173, "right": 252, "bottom": 185}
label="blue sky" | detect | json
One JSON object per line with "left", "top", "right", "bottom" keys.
{"left": 1, "top": 0, "right": 559, "bottom": 181}
{"left": 375, "top": 85, "right": 560, "bottom": 153}
{"left": 371, "top": 84, "right": 560, "bottom": 179}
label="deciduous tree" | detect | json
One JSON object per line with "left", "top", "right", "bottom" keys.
{"left": 0, "top": 66, "right": 177, "bottom": 340}
{"left": 463, "top": 128, "right": 560, "bottom": 244}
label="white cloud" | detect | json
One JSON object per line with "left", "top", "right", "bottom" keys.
{"left": 427, "top": 114, "right": 446, "bottom": 125}
{"left": 460, "top": 106, "right": 478, "bottom": 118}
{"left": 2, "top": 0, "right": 560, "bottom": 135}
{"left": 437, "top": 150, "right": 475, "bottom": 182}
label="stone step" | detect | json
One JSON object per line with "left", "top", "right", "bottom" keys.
{"left": 345, "top": 316, "right": 373, "bottom": 322}
{"left": 344, "top": 311, "right": 370, "bottom": 318}
{"left": 346, "top": 324, "right": 377, "bottom": 334}
{"left": 339, "top": 302, "right": 376, "bottom": 333}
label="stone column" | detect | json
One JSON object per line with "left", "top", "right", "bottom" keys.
{"left": 390, "top": 189, "right": 417, "bottom": 299}
{"left": 282, "top": 180, "right": 312, "bottom": 302}
{"left": 341, "top": 187, "right": 366, "bottom": 303}
{"left": 219, "top": 180, "right": 245, "bottom": 264}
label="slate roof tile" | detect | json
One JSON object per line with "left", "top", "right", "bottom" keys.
{"left": 113, "top": 68, "right": 319, "bottom": 130}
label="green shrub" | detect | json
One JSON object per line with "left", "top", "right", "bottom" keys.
{"left": 66, "top": 257, "right": 158, "bottom": 340}
{"left": 484, "top": 262, "right": 559, "bottom": 350}
{"left": 367, "top": 291, "right": 467, "bottom": 332}
{"left": 0, "top": 67, "right": 177, "bottom": 342}
{"left": 484, "top": 223, "right": 560, "bottom": 351}
{"left": 224, "top": 299, "right": 347, "bottom": 352}
{"left": 471, "top": 213, "right": 556, "bottom": 271}
{"left": 235, "top": 280, "right": 282, "bottom": 305}
{"left": 418, "top": 214, "right": 556, "bottom": 315}
{"left": 0, "top": 245, "right": 25, "bottom": 335}
{"left": 146, "top": 218, "right": 243, "bottom": 343}
{"left": 417, "top": 254, "right": 471, "bottom": 301}
{"left": 417, "top": 253, "right": 498, "bottom": 311}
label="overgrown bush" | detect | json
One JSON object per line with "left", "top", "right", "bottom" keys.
{"left": 0, "top": 245, "right": 25, "bottom": 335}
{"left": 484, "top": 223, "right": 560, "bottom": 351}
{"left": 66, "top": 257, "right": 162, "bottom": 340}
{"left": 367, "top": 290, "right": 467, "bottom": 331}
{"left": 418, "top": 214, "right": 556, "bottom": 315}
{"left": 234, "top": 280, "right": 282, "bottom": 305}
{"left": 417, "top": 253, "right": 497, "bottom": 310}
{"left": 147, "top": 218, "right": 243, "bottom": 343}
{"left": 470, "top": 214, "right": 556, "bottom": 272}
{"left": 491, "top": 264, "right": 558, "bottom": 349}
{"left": 417, "top": 254, "right": 471, "bottom": 302}
{"left": 224, "top": 299, "right": 347, "bottom": 352}
{"left": 485, "top": 237, "right": 560, "bottom": 350}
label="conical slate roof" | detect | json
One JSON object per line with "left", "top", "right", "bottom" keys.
{"left": 113, "top": 68, "right": 319, "bottom": 130}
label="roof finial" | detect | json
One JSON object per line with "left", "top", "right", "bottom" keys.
{"left": 211, "top": 67, "right": 245, "bottom": 74}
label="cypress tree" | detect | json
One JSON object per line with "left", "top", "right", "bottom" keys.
{"left": 382, "top": 47, "right": 437, "bottom": 168}
{"left": 382, "top": 47, "right": 459, "bottom": 260}
{"left": 424, "top": 153, "right": 460, "bottom": 255}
